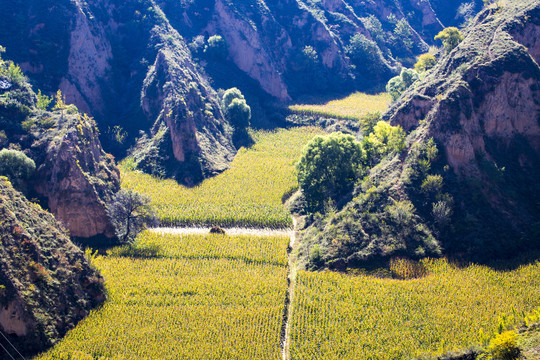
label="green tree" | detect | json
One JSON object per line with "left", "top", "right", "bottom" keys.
{"left": 107, "top": 189, "right": 156, "bottom": 244}
{"left": 226, "top": 98, "right": 251, "bottom": 130}
{"left": 346, "top": 34, "right": 388, "bottom": 78}
{"left": 414, "top": 53, "right": 437, "bottom": 73}
{"left": 53, "top": 90, "right": 67, "bottom": 119}
{"left": 222, "top": 88, "right": 251, "bottom": 130}
{"left": 36, "top": 90, "right": 52, "bottom": 112}
{"left": 393, "top": 19, "right": 413, "bottom": 51}
{"left": 359, "top": 111, "right": 382, "bottom": 137}
{"left": 0, "top": 149, "right": 36, "bottom": 194}
{"left": 386, "top": 68, "right": 419, "bottom": 101}
{"left": 435, "top": 27, "right": 464, "bottom": 54}
{"left": 297, "top": 133, "right": 364, "bottom": 212}
{"left": 362, "top": 121, "right": 406, "bottom": 166}
{"left": 204, "top": 35, "right": 228, "bottom": 60}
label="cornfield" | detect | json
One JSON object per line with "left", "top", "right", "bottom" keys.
{"left": 35, "top": 232, "right": 290, "bottom": 360}
{"left": 289, "top": 258, "right": 540, "bottom": 360}
{"left": 289, "top": 92, "right": 391, "bottom": 121}
{"left": 121, "top": 127, "right": 323, "bottom": 229}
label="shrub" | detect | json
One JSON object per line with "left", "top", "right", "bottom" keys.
{"left": 345, "top": 34, "right": 389, "bottom": 79}
{"left": 435, "top": 27, "right": 464, "bottom": 54}
{"left": 414, "top": 53, "right": 437, "bottom": 73}
{"left": 386, "top": 68, "right": 419, "bottom": 101}
{"left": 483, "top": 331, "right": 520, "bottom": 360}
{"left": 204, "top": 35, "right": 228, "bottom": 60}
{"left": 359, "top": 111, "right": 382, "bottom": 137}
{"left": 222, "top": 88, "right": 251, "bottom": 131}
{"left": 0, "top": 149, "right": 36, "bottom": 193}
{"left": 297, "top": 132, "right": 364, "bottom": 212}
{"left": 362, "top": 121, "right": 406, "bottom": 166}
{"left": 107, "top": 189, "right": 157, "bottom": 244}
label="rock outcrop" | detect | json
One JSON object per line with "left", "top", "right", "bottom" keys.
{"left": 31, "top": 112, "right": 121, "bottom": 240}
{"left": 0, "top": 177, "right": 105, "bottom": 356}
{"left": 297, "top": 0, "right": 540, "bottom": 269}
{"left": 0, "top": 56, "right": 120, "bottom": 241}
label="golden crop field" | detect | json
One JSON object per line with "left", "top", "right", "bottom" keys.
{"left": 35, "top": 232, "right": 290, "bottom": 360}
{"left": 121, "top": 127, "right": 323, "bottom": 228}
{"left": 289, "top": 258, "right": 540, "bottom": 360}
{"left": 289, "top": 92, "right": 391, "bottom": 121}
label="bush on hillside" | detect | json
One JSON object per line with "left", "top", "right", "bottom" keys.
{"left": 204, "top": 35, "right": 228, "bottom": 60}
{"left": 0, "top": 149, "right": 35, "bottom": 193}
{"left": 362, "top": 121, "right": 406, "bottom": 167}
{"left": 386, "top": 68, "right": 419, "bottom": 101}
{"left": 296, "top": 133, "right": 364, "bottom": 212}
{"left": 414, "top": 53, "right": 437, "bottom": 73}
{"left": 435, "top": 27, "right": 464, "bottom": 54}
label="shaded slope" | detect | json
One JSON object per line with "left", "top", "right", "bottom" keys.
{"left": 0, "top": 177, "right": 105, "bottom": 356}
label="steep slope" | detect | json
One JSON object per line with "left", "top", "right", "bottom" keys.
{"left": 0, "top": 0, "right": 467, "bottom": 181}
{"left": 297, "top": 0, "right": 540, "bottom": 269}
{"left": 0, "top": 56, "right": 120, "bottom": 241}
{"left": 0, "top": 177, "right": 105, "bottom": 356}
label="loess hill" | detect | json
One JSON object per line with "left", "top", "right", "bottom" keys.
{"left": 0, "top": 177, "right": 106, "bottom": 356}
{"left": 297, "top": 0, "right": 540, "bottom": 269}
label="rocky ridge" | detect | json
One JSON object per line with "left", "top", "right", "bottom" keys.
{"left": 0, "top": 0, "right": 469, "bottom": 182}
{"left": 297, "top": 0, "right": 540, "bottom": 269}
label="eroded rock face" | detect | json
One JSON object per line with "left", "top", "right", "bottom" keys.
{"left": 297, "top": 0, "right": 540, "bottom": 269}
{"left": 137, "top": 30, "right": 236, "bottom": 184}
{"left": 0, "top": 177, "right": 105, "bottom": 355}
{"left": 384, "top": 0, "right": 540, "bottom": 242}
{"left": 386, "top": 0, "right": 540, "bottom": 176}
{"left": 31, "top": 113, "right": 120, "bottom": 239}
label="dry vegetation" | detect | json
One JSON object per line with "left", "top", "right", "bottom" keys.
{"left": 121, "top": 127, "right": 323, "bottom": 228}
{"left": 289, "top": 92, "right": 391, "bottom": 121}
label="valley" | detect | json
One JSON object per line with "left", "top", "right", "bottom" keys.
{"left": 0, "top": 0, "right": 539, "bottom": 358}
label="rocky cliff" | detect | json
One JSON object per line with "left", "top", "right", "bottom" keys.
{"left": 0, "top": 0, "right": 467, "bottom": 181}
{"left": 298, "top": 0, "right": 540, "bottom": 269}
{"left": 31, "top": 112, "right": 121, "bottom": 240}
{"left": 0, "top": 55, "right": 120, "bottom": 241}
{"left": 0, "top": 177, "right": 105, "bottom": 356}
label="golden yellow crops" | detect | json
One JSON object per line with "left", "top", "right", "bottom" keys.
{"left": 289, "top": 92, "right": 391, "bottom": 121}
{"left": 111, "top": 231, "right": 290, "bottom": 266}
{"left": 35, "top": 233, "right": 290, "bottom": 360}
{"left": 121, "top": 127, "right": 323, "bottom": 228}
{"left": 289, "top": 258, "right": 540, "bottom": 360}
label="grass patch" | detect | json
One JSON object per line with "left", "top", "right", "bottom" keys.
{"left": 290, "top": 258, "right": 540, "bottom": 359}
{"left": 35, "top": 232, "right": 290, "bottom": 360}
{"left": 121, "top": 127, "right": 323, "bottom": 228}
{"left": 289, "top": 92, "right": 391, "bottom": 121}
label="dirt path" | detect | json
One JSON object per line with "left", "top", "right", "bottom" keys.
{"left": 150, "top": 226, "right": 293, "bottom": 237}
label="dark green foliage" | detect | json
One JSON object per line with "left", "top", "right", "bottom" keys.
{"left": 204, "top": 35, "right": 228, "bottom": 60}
{"left": 359, "top": 111, "right": 382, "bottom": 137}
{"left": 386, "top": 68, "right": 420, "bottom": 101}
{"left": 0, "top": 149, "right": 35, "bottom": 193}
{"left": 296, "top": 133, "right": 364, "bottom": 212}
{"left": 107, "top": 189, "right": 156, "bottom": 244}
{"left": 346, "top": 34, "right": 393, "bottom": 83}
{"left": 227, "top": 98, "right": 251, "bottom": 130}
